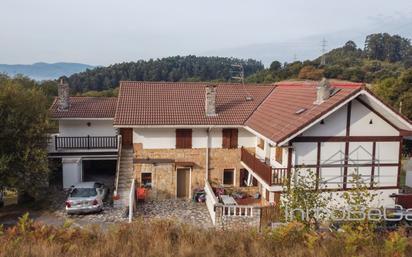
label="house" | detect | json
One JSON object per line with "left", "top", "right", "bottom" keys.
{"left": 48, "top": 79, "right": 412, "bottom": 209}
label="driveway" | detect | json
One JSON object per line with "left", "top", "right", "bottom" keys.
{"left": 0, "top": 188, "right": 128, "bottom": 229}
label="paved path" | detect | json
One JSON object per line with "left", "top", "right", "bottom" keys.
{"left": 135, "top": 199, "right": 214, "bottom": 229}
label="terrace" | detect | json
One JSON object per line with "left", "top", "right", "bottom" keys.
{"left": 47, "top": 134, "right": 121, "bottom": 155}
{"left": 240, "top": 147, "right": 288, "bottom": 187}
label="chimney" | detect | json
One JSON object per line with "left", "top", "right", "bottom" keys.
{"left": 314, "top": 78, "right": 332, "bottom": 105}
{"left": 58, "top": 79, "right": 70, "bottom": 111}
{"left": 205, "top": 84, "right": 217, "bottom": 116}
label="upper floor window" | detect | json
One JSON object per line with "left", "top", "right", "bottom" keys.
{"left": 257, "top": 137, "right": 265, "bottom": 150}
{"left": 222, "top": 129, "right": 238, "bottom": 149}
{"left": 176, "top": 129, "right": 192, "bottom": 149}
{"left": 275, "top": 147, "right": 283, "bottom": 164}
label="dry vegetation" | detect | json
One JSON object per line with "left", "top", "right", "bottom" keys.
{"left": 1, "top": 214, "right": 412, "bottom": 257}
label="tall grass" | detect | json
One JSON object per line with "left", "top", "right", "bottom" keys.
{"left": 0, "top": 214, "right": 411, "bottom": 257}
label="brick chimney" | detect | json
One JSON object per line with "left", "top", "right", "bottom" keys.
{"left": 205, "top": 84, "right": 217, "bottom": 116}
{"left": 58, "top": 79, "right": 70, "bottom": 111}
{"left": 314, "top": 78, "right": 332, "bottom": 105}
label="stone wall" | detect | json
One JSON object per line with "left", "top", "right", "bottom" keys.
{"left": 133, "top": 144, "right": 254, "bottom": 200}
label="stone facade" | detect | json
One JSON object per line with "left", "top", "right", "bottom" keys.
{"left": 133, "top": 143, "right": 255, "bottom": 200}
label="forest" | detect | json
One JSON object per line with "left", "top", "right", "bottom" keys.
{"left": 64, "top": 56, "right": 264, "bottom": 93}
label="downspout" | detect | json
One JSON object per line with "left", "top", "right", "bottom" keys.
{"left": 205, "top": 127, "right": 211, "bottom": 181}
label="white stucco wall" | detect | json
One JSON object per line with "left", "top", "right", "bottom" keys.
{"left": 301, "top": 100, "right": 399, "bottom": 137}
{"left": 302, "top": 103, "right": 348, "bottom": 137}
{"left": 350, "top": 100, "right": 399, "bottom": 136}
{"left": 133, "top": 127, "right": 255, "bottom": 149}
{"left": 59, "top": 120, "right": 116, "bottom": 137}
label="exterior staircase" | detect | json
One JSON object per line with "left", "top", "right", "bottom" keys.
{"left": 114, "top": 147, "right": 134, "bottom": 208}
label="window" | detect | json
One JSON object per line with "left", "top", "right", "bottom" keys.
{"left": 275, "top": 147, "right": 283, "bottom": 164}
{"left": 223, "top": 169, "right": 234, "bottom": 185}
{"left": 176, "top": 129, "right": 192, "bottom": 149}
{"left": 257, "top": 137, "right": 264, "bottom": 150}
{"left": 222, "top": 129, "right": 238, "bottom": 148}
{"left": 141, "top": 173, "right": 152, "bottom": 188}
{"left": 239, "top": 169, "right": 257, "bottom": 187}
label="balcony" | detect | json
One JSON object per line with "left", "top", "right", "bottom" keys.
{"left": 48, "top": 134, "right": 120, "bottom": 154}
{"left": 240, "top": 147, "right": 288, "bottom": 186}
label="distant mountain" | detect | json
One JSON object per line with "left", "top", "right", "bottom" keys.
{"left": 0, "top": 62, "right": 94, "bottom": 81}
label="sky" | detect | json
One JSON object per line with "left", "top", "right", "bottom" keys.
{"left": 1, "top": 0, "right": 412, "bottom": 66}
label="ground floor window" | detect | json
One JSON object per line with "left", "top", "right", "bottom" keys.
{"left": 141, "top": 172, "right": 152, "bottom": 188}
{"left": 223, "top": 169, "right": 235, "bottom": 185}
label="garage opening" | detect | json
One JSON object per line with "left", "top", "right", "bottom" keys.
{"left": 82, "top": 159, "right": 117, "bottom": 191}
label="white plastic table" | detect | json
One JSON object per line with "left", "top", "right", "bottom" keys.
{"left": 221, "top": 195, "right": 237, "bottom": 205}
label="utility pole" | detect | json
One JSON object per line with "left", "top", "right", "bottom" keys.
{"left": 320, "top": 38, "right": 327, "bottom": 66}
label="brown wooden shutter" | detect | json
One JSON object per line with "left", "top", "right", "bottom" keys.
{"left": 230, "top": 129, "right": 238, "bottom": 148}
{"left": 186, "top": 129, "right": 192, "bottom": 148}
{"left": 176, "top": 129, "right": 183, "bottom": 149}
{"left": 222, "top": 129, "right": 231, "bottom": 148}
{"left": 176, "top": 129, "right": 192, "bottom": 149}
{"left": 275, "top": 147, "right": 283, "bottom": 164}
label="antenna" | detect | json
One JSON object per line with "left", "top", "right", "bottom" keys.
{"left": 320, "top": 38, "right": 327, "bottom": 66}
{"left": 231, "top": 64, "right": 253, "bottom": 101}
{"left": 231, "top": 64, "right": 244, "bottom": 84}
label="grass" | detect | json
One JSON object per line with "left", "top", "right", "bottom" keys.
{"left": 1, "top": 214, "right": 412, "bottom": 257}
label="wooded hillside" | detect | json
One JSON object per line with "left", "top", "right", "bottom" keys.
{"left": 65, "top": 56, "right": 264, "bottom": 93}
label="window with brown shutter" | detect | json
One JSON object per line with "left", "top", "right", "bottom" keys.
{"left": 275, "top": 147, "right": 283, "bottom": 164}
{"left": 222, "top": 129, "right": 238, "bottom": 149}
{"left": 176, "top": 129, "right": 192, "bottom": 149}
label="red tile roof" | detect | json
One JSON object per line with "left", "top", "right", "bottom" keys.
{"left": 113, "top": 82, "right": 275, "bottom": 126}
{"left": 49, "top": 81, "right": 368, "bottom": 144}
{"left": 245, "top": 83, "right": 362, "bottom": 143}
{"left": 49, "top": 97, "right": 117, "bottom": 119}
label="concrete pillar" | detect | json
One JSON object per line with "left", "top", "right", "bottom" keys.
{"left": 62, "top": 157, "right": 82, "bottom": 188}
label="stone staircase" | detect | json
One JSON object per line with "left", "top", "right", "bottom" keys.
{"left": 114, "top": 147, "right": 134, "bottom": 208}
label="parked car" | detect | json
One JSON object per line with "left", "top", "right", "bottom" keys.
{"left": 65, "top": 182, "right": 108, "bottom": 214}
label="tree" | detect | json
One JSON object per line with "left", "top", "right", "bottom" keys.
{"left": 298, "top": 66, "right": 324, "bottom": 80}
{"left": 282, "top": 169, "right": 331, "bottom": 229}
{"left": 0, "top": 79, "right": 50, "bottom": 199}
{"left": 343, "top": 40, "right": 357, "bottom": 51}
{"left": 269, "top": 61, "right": 282, "bottom": 72}
{"left": 365, "top": 33, "right": 411, "bottom": 62}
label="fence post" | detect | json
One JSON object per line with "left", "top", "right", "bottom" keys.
{"left": 55, "top": 135, "right": 58, "bottom": 150}
{"left": 87, "top": 135, "right": 90, "bottom": 149}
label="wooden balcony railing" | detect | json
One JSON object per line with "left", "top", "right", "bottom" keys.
{"left": 55, "top": 135, "right": 118, "bottom": 150}
{"left": 241, "top": 147, "right": 288, "bottom": 186}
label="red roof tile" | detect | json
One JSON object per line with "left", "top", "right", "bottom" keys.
{"left": 49, "top": 97, "right": 117, "bottom": 119}
{"left": 113, "top": 82, "right": 275, "bottom": 126}
{"left": 245, "top": 83, "right": 362, "bottom": 143}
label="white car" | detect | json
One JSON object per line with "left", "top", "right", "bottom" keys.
{"left": 65, "top": 182, "right": 108, "bottom": 214}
